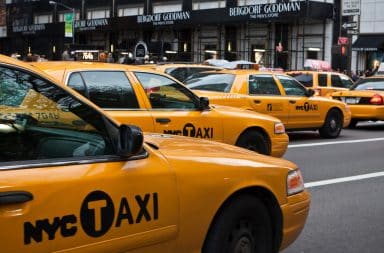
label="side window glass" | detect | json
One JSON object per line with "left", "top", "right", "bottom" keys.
{"left": 331, "top": 75, "right": 344, "bottom": 88}
{"left": 165, "top": 67, "right": 188, "bottom": 82}
{"left": 277, "top": 75, "right": 307, "bottom": 96}
{"left": 0, "top": 66, "right": 114, "bottom": 163}
{"left": 80, "top": 71, "right": 139, "bottom": 109}
{"left": 289, "top": 73, "right": 313, "bottom": 87}
{"left": 318, "top": 74, "right": 327, "bottom": 87}
{"left": 340, "top": 75, "right": 353, "bottom": 88}
{"left": 135, "top": 72, "right": 197, "bottom": 109}
{"left": 68, "top": 72, "right": 87, "bottom": 97}
{"left": 248, "top": 75, "right": 281, "bottom": 95}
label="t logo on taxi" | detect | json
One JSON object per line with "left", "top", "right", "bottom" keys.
{"left": 23, "top": 191, "right": 159, "bottom": 244}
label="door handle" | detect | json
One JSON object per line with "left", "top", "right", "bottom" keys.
{"left": 0, "top": 191, "right": 33, "bottom": 205}
{"left": 253, "top": 100, "right": 261, "bottom": 104}
{"left": 156, "top": 118, "right": 171, "bottom": 124}
{"left": 289, "top": 100, "right": 296, "bottom": 104}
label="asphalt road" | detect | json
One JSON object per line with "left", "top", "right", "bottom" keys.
{"left": 281, "top": 121, "right": 384, "bottom": 253}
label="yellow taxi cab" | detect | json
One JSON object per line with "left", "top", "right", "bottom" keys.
{"left": 185, "top": 67, "right": 351, "bottom": 138}
{"left": 331, "top": 75, "right": 384, "bottom": 127}
{"left": 0, "top": 54, "right": 309, "bottom": 252}
{"left": 144, "top": 63, "right": 223, "bottom": 82}
{"left": 286, "top": 70, "right": 354, "bottom": 97}
{"left": 31, "top": 61, "right": 288, "bottom": 158}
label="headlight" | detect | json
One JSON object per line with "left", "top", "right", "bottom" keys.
{"left": 287, "top": 169, "right": 305, "bottom": 196}
{"left": 274, "top": 122, "right": 285, "bottom": 134}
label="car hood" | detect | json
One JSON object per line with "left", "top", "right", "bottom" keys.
{"left": 143, "top": 133, "right": 295, "bottom": 169}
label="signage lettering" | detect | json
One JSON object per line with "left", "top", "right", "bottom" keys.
{"left": 296, "top": 102, "right": 318, "bottom": 111}
{"left": 24, "top": 191, "right": 159, "bottom": 244}
{"left": 229, "top": 2, "right": 301, "bottom": 19}
{"left": 164, "top": 123, "right": 214, "bottom": 139}
{"left": 137, "top": 11, "right": 190, "bottom": 26}
{"left": 12, "top": 24, "right": 46, "bottom": 34}
{"left": 75, "top": 19, "right": 109, "bottom": 31}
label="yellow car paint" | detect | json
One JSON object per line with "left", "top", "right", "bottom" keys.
{"left": 32, "top": 61, "right": 288, "bottom": 157}
{"left": 0, "top": 54, "right": 309, "bottom": 253}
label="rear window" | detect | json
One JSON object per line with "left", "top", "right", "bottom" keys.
{"left": 288, "top": 73, "right": 313, "bottom": 87}
{"left": 185, "top": 73, "right": 235, "bottom": 92}
{"left": 353, "top": 78, "right": 384, "bottom": 91}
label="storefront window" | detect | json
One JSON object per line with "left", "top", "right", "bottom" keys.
{"left": 153, "top": 1, "right": 182, "bottom": 14}
{"left": 34, "top": 14, "right": 52, "bottom": 24}
{"left": 118, "top": 4, "right": 144, "bottom": 16}
{"left": 87, "top": 8, "right": 110, "bottom": 19}
{"left": 192, "top": 0, "right": 226, "bottom": 10}
{"left": 238, "top": 0, "right": 268, "bottom": 6}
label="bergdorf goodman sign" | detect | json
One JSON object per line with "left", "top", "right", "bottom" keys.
{"left": 137, "top": 11, "right": 191, "bottom": 26}
{"left": 229, "top": 2, "right": 301, "bottom": 19}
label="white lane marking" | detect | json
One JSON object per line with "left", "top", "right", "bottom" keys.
{"left": 305, "top": 171, "right": 384, "bottom": 188}
{"left": 289, "top": 137, "right": 384, "bottom": 148}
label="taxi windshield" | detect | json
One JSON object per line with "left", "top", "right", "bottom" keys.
{"left": 352, "top": 78, "right": 384, "bottom": 91}
{"left": 185, "top": 73, "right": 235, "bottom": 92}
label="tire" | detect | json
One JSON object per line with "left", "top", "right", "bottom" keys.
{"left": 202, "top": 195, "right": 273, "bottom": 253}
{"left": 236, "top": 130, "right": 270, "bottom": 155}
{"left": 347, "top": 119, "right": 358, "bottom": 129}
{"left": 319, "top": 109, "right": 343, "bottom": 138}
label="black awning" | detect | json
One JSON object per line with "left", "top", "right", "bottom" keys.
{"left": 352, "top": 35, "right": 384, "bottom": 51}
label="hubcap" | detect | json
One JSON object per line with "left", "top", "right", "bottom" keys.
{"left": 234, "top": 236, "right": 252, "bottom": 253}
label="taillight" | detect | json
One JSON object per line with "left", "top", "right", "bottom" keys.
{"left": 287, "top": 169, "right": 305, "bottom": 196}
{"left": 370, "top": 94, "right": 383, "bottom": 105}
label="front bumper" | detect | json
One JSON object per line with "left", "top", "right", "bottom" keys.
{"left": 270, "top": 134, "right": 289, "bottom": 158}
{"left": 279, "top": 190, "right": 311, "bottom": 251}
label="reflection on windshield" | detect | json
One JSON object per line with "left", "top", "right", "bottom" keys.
{"left": 185, "top": 73, "right": 235, "bottom": 92}
{"left": 353, "top": 78, "right": 384, "bottom": 91}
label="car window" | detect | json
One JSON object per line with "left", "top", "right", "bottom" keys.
{"left": 67, "top": 72, "right": 87, "bottom": 97}
{"left": 288, "top": 73, "right": 313, "bottom": 87}
{"left": 134, "top": 72, "right": 198, "bottom": 109}
{"left": 340, "top": 75, "right": 354, "bottom": 88}
{"left": 318, "top": 74, "right": 327, "bottom": 87}
{"left": 331, "top": 74, "right": 345, "bottom": 88}
{"left": 71, "top": 71, "right": 140, "bottom": 109}
{"left": 0, "top": 66, "right": 114, "bottom": 163}
{"left": 277, "top": 75, "right": 307, "bottom": 96}
{"left": 353, "top": 78, "right": 384, "bottom": 90}
{"left": 165, "top": 67, "right": 188, "bottom": 82}
{"left": 248, "top": 75, "right": 281, "bottom": 95}
{"left": 185, "top": 73, "right": 235, "bottom": 92}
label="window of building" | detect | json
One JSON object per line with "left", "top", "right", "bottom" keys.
{"left": 307, "top": 50, "right": 318, "bottom": 60}
{"left": 192, "top": 0, "right": 226, "bottom": 10}
{"left": 118, "top": 4, "right": 144, "bottom": 16}
{"left": 87, "top": 8, "right": 110, "bottom": 19}
{"left": 153, "top": 1, "right": 182, "bottom": 13}
{"left": 238, "top": 0, "right": 260, "bottom": 6}
{"left": 34, "top": 14, "right": 52, "bottom": 24}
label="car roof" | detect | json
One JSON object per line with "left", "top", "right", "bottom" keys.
{"left": 196, "top": 69, "right": 287, "bottom": 76}
{"left": 31, "top": 61, "right": 151, "bottom": 72}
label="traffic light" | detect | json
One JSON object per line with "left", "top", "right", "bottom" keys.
{"left": 341, "top": 45, "right": 347, "bottom": 56}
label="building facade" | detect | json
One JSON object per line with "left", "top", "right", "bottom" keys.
{"left": 2, "top": 0, "right": 339, "bottom": 70}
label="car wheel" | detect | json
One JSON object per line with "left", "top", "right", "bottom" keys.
{"left": 319, "top": 109, "right": 343, "bottom": 138}
{"left": 236, "top": 130, "right": 270, "bottom": 155}
{"left": 347, "top": 119, "right": 358, "bottom": 128}
{"left": 202, "top": 195, "right": 273, "bottom": 253}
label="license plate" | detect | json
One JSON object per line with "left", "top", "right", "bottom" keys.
{"left": 345, "top": 97, "right": 360, "bottom": 104}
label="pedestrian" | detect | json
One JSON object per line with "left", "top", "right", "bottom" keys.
{"left": 106, "top": 52, "right": 114, "bottom": 63}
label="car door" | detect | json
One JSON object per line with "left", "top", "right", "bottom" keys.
{"left": 0, "top": 65, "right": 179, "bottom": 253}
{"left": 66, "top": 71, "right": 155, "bottom": 132}
{"left": 246, "top": 74, "right": 290, "bottom": 125}
{"left": 276, "top": 75, "right": 322, "bottom": 128}
{"left": 132, "top": 71, "right": 223, "bottom": 142}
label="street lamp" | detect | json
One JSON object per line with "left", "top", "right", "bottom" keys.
{"left": 49, "top": 1, "right": 75, "bottom": 45}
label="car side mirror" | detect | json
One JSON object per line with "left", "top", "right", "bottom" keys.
{"left": 305, "top": 88, "right": 315, "bottom": 97}
{"left": 117, "top": 124, "right": 143, "bottom": 157}
{"left": 198, "top": 97, "right": 210, "bottom": 110}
